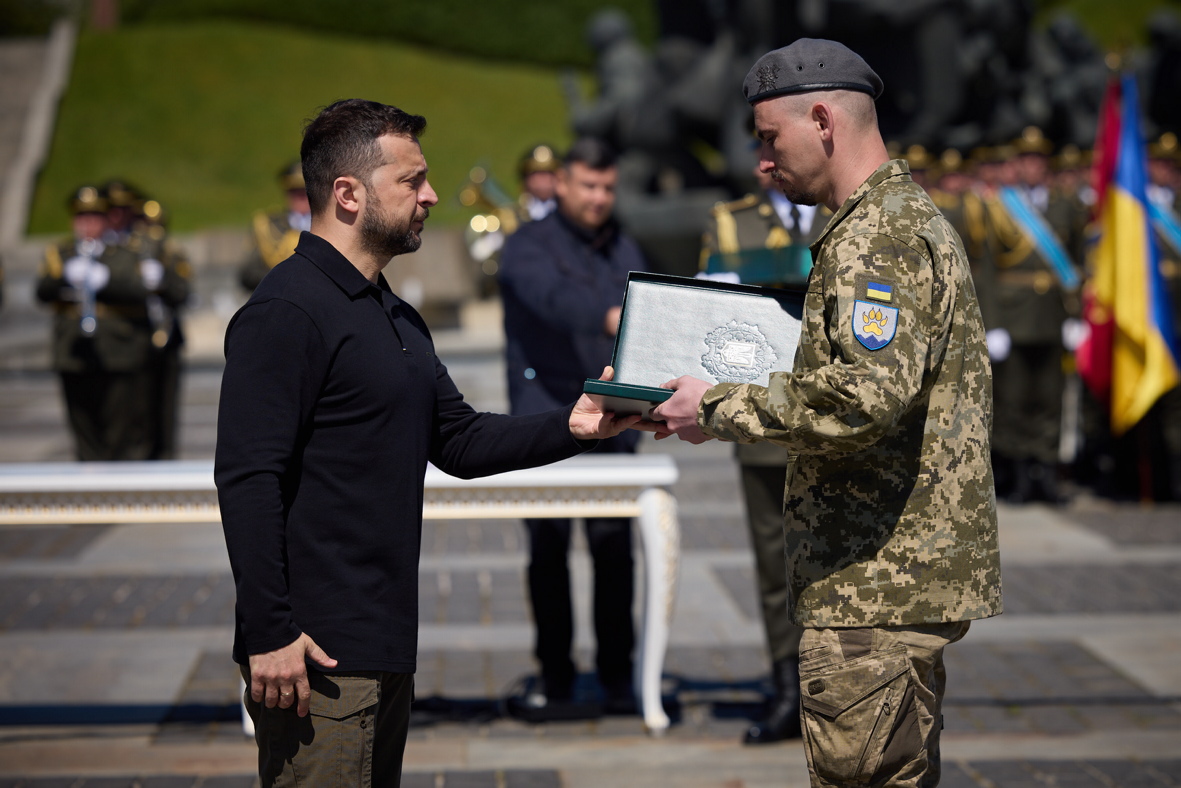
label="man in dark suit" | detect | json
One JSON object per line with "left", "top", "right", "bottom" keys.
{"left": 498, "top": 137, "right": 648, "bottom": 719}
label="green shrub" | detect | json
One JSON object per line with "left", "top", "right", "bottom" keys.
{"left": 28, "top": 21, "right": 584, "bottom": 234}
{"left": 118, "top": 0, "right": 657, "bottom": 67}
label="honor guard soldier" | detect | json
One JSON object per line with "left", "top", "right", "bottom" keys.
{"left": 517, "top": 143, "right": 561, "bottom": 222}
{"left": 1142, "top": 133, "right": 1181, "bottom": 499}
{"left": 100, "top": 179, "right": 140, "bottom": 245}
{"left": 980, "top": 127, "right": 1084, "bottom": 502}
{"left": 127, "top": 197, "right": 192, "bottom": 459}
{"left": 700, "top": 161, "right": 830, "bottom": 745}
{"left": 36, "top": 186, "right": 160, "bottom": 460}
{"left": 239, "top": 161, "right": 311, "bottom": 291}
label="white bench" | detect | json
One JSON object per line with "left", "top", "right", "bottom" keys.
{"left": 0, "top": 455, "right": 681, "bottom": 733}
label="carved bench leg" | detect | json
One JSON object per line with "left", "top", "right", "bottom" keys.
{"left": 635, "top": 487, "right": 679, "bottom": 734}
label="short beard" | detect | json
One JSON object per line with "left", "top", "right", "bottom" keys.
{"left": 774, "top": 176, "right": 818, "bottom": 207}
{"left": 360, "top": 194, "right": 425, "bottom": 260}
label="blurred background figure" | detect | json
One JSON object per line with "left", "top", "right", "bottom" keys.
{"left": 238, "top": 160, "right": 310, "bottom": 292}
{"left": 100, "top": 179, "right": 140, "bottom": 245}
{"left": 697, "top": 154, "right": 829, "bottom": 746}
{"left": 497, "top": 137, "right": 647, "bottom": 721}
{"left": 35, "top": 186, "right": 159, "bottom": 460}
{"left": 517, "top": 143, "right": 561, "bottom": 221}
{"left": 979, "top": 128, "right": 1085, "bottom": 503}
{"left": 127, "top": 196, "right": 191, "bottom": 460}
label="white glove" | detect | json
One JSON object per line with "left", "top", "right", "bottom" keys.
{"left": 986, "top": 328, "right": 1011, "bottom": 362}
{"left": 1062, "top": 318, "right": 1088, "bottom": 351}
{"left": 86, "top": 262, "right": 110, "bottom": 292}
{"left": 694, "top": 271, "right": 742, "bottom": 284}
{"left": 140, "top": 258, "right": 165, "bottom": 290}
{"left": 63, "top": 256, "right": 90, "bottom": 289}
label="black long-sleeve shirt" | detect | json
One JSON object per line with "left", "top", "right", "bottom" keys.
{"left": 215, "top": 233, "right": 591, "bottom": 673}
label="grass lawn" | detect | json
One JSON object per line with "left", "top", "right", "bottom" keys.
{"left": 29, "top": 20, "right": 583, "bottom": 234}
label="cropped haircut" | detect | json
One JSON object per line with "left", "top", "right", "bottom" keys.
{"left": 782, "top": 89, "right": 878, "bottom": 130}
{"left": 300, "top": 99, "right": 427, "bottom": 215}
{"left": 563, "top": 137, "right": 618, "bottom": 171}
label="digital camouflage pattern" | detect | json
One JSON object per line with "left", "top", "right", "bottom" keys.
{"left": 698, "top": 159, "right": 1003, "bottom": 628}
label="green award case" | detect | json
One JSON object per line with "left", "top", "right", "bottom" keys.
{"left": 583, "top": 272, "right": 806, "bottom": 417}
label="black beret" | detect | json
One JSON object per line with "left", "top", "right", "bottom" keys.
{"left": 743, "top": 39, "right": 883, "bottom": 105}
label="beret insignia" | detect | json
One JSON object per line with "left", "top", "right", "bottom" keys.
{"left": 755, "top": 64, "right": 780, "bottom": 94}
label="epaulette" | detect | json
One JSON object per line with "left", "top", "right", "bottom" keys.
{"left": 711, "top": 193, "right": 760, "bottom": 217}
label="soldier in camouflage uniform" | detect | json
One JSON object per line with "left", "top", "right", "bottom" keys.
{"left": 239, "top": 161, "right": 311, "bottom": 292}
{"left": 647, "top": 40, "right": 1003, "bottom": 787}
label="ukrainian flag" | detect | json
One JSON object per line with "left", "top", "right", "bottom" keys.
{"left": 866, "top": 282, "right": 892, "bottom": 302}
{"left": 1082, "top": 73, "right": 1181, "bottom": 436}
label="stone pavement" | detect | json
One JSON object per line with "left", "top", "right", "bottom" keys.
{"left": 2, "top": 334, "right": 1180, "bottom": 786}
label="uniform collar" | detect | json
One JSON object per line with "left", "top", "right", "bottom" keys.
{"left": 296, "top": 231, "right": 395, "bottom": 300}
{"left": 811, "top": 159, "right": 912, "bottom": 254}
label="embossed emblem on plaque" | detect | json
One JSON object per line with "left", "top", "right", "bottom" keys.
{"left": 701, "top": 321, "right": 777, "bottom": 383}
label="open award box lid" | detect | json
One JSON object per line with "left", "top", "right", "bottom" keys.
{"left": 583, "top": 272, "right": 806, "bottom": 416}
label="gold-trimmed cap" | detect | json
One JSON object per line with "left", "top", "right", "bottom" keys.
{"left": 519, "top": 144, "right": 560, "bottom": 177}
{"left": 1149, "top": 132, "right": 1180, "bottom": 161}
{"left": 1011, "top": 126, "right": 1053, "bottom": 156}
{"left": 69, "top": 185, "right": 107, "bottom": 214}
{"left": 101, "top": 179, "right": 139, "bottom": 208}
{"left": 1052, "top": 143, "right": 1088, "bottom": 170}
{"left": 279, "top": 161, "right": 305, "bottom": 191}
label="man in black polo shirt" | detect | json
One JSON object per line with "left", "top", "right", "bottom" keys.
{"left": 215, "top": 99, "right": 639, "bottom": 787}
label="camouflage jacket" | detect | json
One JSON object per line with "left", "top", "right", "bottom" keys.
{"left": 698, "top": 160, "right": 1003, "bottom": 628}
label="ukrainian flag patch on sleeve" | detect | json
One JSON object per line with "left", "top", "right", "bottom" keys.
{"left": 865, "top": 281, "right": 893, "bottom": 302}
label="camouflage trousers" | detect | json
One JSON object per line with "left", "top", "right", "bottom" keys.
{"left": 798, "top": 621, "right": 970, "bottom": 787}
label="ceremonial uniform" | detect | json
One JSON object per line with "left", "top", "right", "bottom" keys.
{"left": 981, "top": 180, "right": 1081, "bottom": 498}
{"left": 700, "top": 189, "right": 829, "bottom": 743}
{"left": 36, "top": 189, "right": 160, "bottom": 460}
{"left": 240, "top": 211, "right": 306, "bottom": 292}
{"left": 699, "top": 159, "right": 1002, "bottom": 784}
{"left": 239, "top": 162, "right": 310, "bottom": 292}
{"left": 128, "top": 200, "right": 191, "bottom": 459}
{"left": 1143, "top": 138, "right": 1181, "bottom": 500}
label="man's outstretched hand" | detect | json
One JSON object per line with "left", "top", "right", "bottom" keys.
{"left": 632, "top": 375, "right": 714, "bottom": 444}
{"left": 569, "top": 366, "right": 644, "bottom": 440}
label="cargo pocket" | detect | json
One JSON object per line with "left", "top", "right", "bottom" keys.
{"left": 296, "top": 673, "right": 381, "bottom": 787}
{"left": 800, "top": 645, "right": 911, "bottom": 785}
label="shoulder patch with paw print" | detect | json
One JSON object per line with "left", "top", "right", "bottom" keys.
{"left": 852, "top": 300, "right": 898, "bottom": 350}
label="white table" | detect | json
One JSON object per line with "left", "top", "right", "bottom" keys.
{"left": 0, "top": 455, "right": 681, "bottom": 733}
